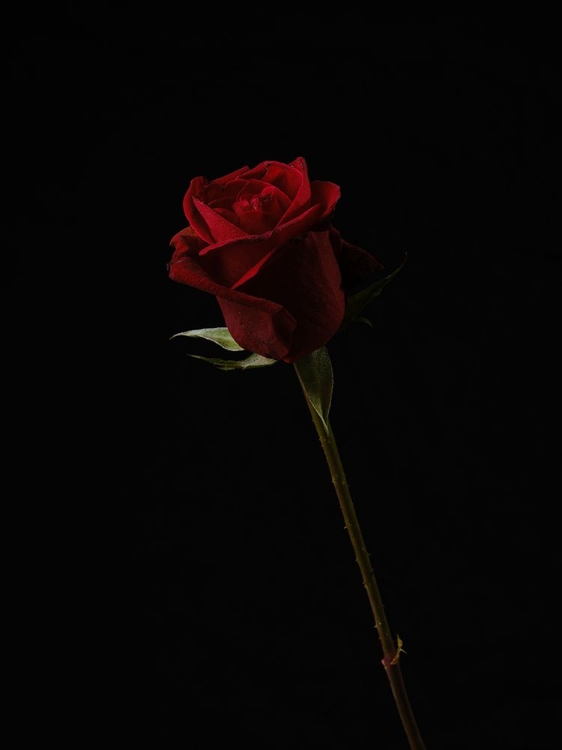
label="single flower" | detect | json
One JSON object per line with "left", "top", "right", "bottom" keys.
{"left": 167, "top": 156, "right": 384, "bottom": 363}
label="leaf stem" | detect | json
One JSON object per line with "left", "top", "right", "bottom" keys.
{"left": 294, "top": 365, "right": 427, "bottom": 750}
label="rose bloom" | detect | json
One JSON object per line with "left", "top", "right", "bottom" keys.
{"left": 168, "top": 157, "right": 383, "bottom": 363}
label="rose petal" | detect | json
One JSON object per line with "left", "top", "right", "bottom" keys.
{"left": 192, "top": 196, "right": 249, "bottom": 243}
{"left": 182, "top": 176, "right": 215, "bottom": 243}
{"left": 331, "top": 227, "right": 385, "bottom": 289}
{"left": 217, "top": 296, "right": 296, "bottom": 362}
{"left": 310, "top": 180, "right": 341, "bottom": 220}
{"left": 234, "top": 230, "right": 346, "bottom": 362}
{"left": 170, "top": 229, "right": 276, "bottom": 288}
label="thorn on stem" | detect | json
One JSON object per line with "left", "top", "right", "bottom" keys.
{"left": 390, "top": 635, "right": 407, "bottom": 665}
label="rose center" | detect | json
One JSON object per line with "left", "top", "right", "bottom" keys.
{"left": 239, "top": 192, "right": 271, "bottom": 212}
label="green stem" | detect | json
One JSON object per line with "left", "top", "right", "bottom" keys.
{"left": 295, "top": 366, "right": 427, "bottom": 750}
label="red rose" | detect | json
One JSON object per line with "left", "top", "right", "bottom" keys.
{"left": 168, "top": 157, "right": 383, "bottom": 363}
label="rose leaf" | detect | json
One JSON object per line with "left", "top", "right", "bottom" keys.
{"left": 170, "top": 327, "right": 245, "bottom": 351}
{"left": 190, "top": 353, "right": 278, "bottom": 371}
{"left": 342, "top": 254, "right": 407, "bottom": 329}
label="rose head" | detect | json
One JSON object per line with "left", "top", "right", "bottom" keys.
{"left": 168, "top": 157, "right": 383, "bottom": 363}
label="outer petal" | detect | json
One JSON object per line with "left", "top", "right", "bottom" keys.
{"left": 169, "top": 227, "right": 274, "bottom": 288}
{"left": 309, "top": 180, "right": 341, "bottom": 221}
{"left": 171, "top": 209, "right": 342, "bottom": 291}
{"left": 169, "top": 229, "right": 346, "bottom": 363}
{"left": 182, "top": 176, "right": 215, "bottom": 243}
{"left": 217, "top": 296, "right": 297, "bottom": 362}
{"left": 199, "top": 237, "right": 276, "bottom": 287}
{"left": 168, "top": 225, "right": 207, "bottom": 260}
{"left": 234, "top": 230, "right": 346, "bottom": 363}
{"left": 330, "top": 226, "right": 385, "bottom": 290}
{"left": 168, "top": 241, "right": 297, "bottom": 361}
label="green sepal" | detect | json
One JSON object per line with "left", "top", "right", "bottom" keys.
{"left": 170, "top": 327, "right": 245, "bottom": 351}
{"left": 293, "top": 346, "right": 334, "bottom": 434}
{"left": 341, "top": 254, "right": 407, "bottom": 330}
{"left": 190, "top": 352, "right": 278, "bottom": 371}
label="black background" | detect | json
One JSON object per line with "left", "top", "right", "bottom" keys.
{"left": 4, "top": 13, "right": 561, "bottom": 749}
